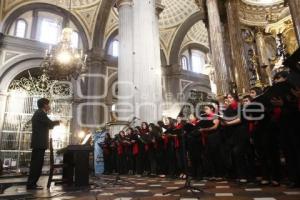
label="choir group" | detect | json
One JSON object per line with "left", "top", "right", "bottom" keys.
{"left": 100, "top": 70, "right": 300, "bottom": 188}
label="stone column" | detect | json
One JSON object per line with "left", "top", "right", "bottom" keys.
{"left": 206, "top": 0, "right": 230, "bottom": 96}
{"left": 226, "top": 0, "right": 250, "bottom": 94}
{"left": 254, "top": 28, "right": 271, "bottom": 85}
{"left": 85, "top": 48, "right": 107, "bottom": 129}
{"left": 132, "top": 0, "right": 163, "bottom": 122}
{"left": 116, "top": 0, "right": 134, "bottom": 121}
{"left": 288, "top": 0, "right": 300, "bottom": 44}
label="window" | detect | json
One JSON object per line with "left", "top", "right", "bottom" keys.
{"left": 112, "top": 40, "right": 119, "bottom": 57}
{"left": 181, "top": 56, "right": 188, "bottom": 70}
{"left": 15, "top": 19, "right": 27, "bottom": 38}
{"left": 191, "top": 50, "right": 205, "bottom": 73}
{"left": 8, "top": 10, "right": 84, "bottom": 48}
{"left": 180, "top": 48, "right": 207, "bottom": 73}
{"left": 39, "top": 18, "right": 61, "bottom": 44}
{"left": 71, "top": 31, "right": 79, "bottom": 49}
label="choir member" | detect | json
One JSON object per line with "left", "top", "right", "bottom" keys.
{"left": 116, "top": 131, "right": 126, "bottom": 174}
{"left": 102, "top": 132, "right": 112, "bottom": 175}
{"left": 174, "top": 115, "right": 187, "bottom": 179}
{"left": 156, "top": 121, "right": 168, "bottom": 177}
{"left": 148, "top": 123, "right": 159, "bottom": 176}
{"left": 200, "top": 104, "right": 223, "bottom": 180}
{"left": 222, "top": 93, "right": 250, "bottom": 183}
{"left": 136, "top": 122, "right": 150, "bottom": 176}
{"left": 186, "top": 113, "right": 203, "bottom": 180}
{"left": 126, "top": 128, "right": 135, "bottom": 175}
{"left": 163, "top": 117, "right": 177, "bottom": 178}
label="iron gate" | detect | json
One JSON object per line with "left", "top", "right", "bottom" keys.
{"left": 0, "top": 70, "right": 72, "bottom": 172}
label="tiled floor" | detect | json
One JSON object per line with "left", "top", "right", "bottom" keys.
{"left": 1, "top": 175, "right": 300, "bottom": 200}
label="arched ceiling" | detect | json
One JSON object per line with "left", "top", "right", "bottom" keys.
{"left": 181, "top": 20, "right": 209, "bottom": 49}
{"left": 159, "top": 0, "right": 200, "bottom": 28}
{"left": 239, "top": 0, "right": 287, "bottom": 26}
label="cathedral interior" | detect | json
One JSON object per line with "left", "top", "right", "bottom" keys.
{"left": 0, "top": 0, "right": 300, "bottom": 199}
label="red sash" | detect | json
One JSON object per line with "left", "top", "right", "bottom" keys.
{"left": 117, "top": 144, "right": 123, "bottom": 155}
{"left": 273, "top": 107, "right": 282, "bottom": 122}
{"left": 133, "top": 143, "right": 139, "bottom": 155}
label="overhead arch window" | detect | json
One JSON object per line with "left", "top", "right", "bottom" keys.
{"left": 180, "top": 48, "right": 207, "bottom": 74}
{"left": 191, "top": 49, "right": 205, "bottom": 73}
{"left": 71, "top": 31, "right": 79, "bottom": 49}
{"left": 108, "top": 38, "right": 119, "bottom": 57}
{"left": 112, "top": 40, "right": 119, "bottom": 57}
{"left": 181, "top": 56, "right": 188, "bottom": 70}
{"left": 38, "top": 17, "right": 61, "bottom": 44}
{"left": 14, "top": 19, "right": 27, "bottom": 38}
{"left": 7, "top": 9, "right": 84, "bottom": 49}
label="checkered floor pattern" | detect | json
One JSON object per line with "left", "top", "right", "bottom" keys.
{"left": 2, "top": 175, "right": 300, "bottom": 200}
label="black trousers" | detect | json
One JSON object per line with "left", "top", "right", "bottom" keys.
{"left": 260, "top": 120, "right": 281, "bottom": 182}
{"left": 187, "top": 138, "right": 203, "bottom": 179}
{"left": 206, "top": 132, "right": 224, "bottom": 177}
{"left": 27, "top": 148, "right": 45, "bottom": 187}
{"left": 280, "top": 112, "right": 300, "bottom": 184}
{"left": 166, "top": 141, "right": 177, "bottom": 176}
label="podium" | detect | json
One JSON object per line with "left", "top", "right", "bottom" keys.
{"left": 57, "top": 145, "right": 93, "bottom": 187}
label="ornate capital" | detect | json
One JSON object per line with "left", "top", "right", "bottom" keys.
{"left": 116, "top": 0, "right": 133, "bottom": 8}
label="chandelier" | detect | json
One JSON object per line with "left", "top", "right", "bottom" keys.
{"left": 41, "top": 27, "right": 87, "bottom": 79}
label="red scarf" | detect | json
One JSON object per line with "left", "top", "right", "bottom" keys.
{"left": 273, "top": 106, "right": 282, "bottom": 122}
{"left": 117, "top": 143, "right": 123, "bottom": 155}
{"left": 230, "top": 100, "right": 238, "bottom": 110}
{"left": 248, "top": 121, "right": 255, "bottom": 135}
{"left": 133, "top": 143, "right": 139, "bottom": 155}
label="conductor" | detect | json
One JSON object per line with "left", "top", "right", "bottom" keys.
{"left": 26, "top": 98, "right": 60, "bottom": 190}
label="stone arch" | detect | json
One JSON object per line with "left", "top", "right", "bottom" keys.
{"left": 169, "top": 11, "right": 205, "bottom": 65}
{"left": 104, "top": 28, "right": 119, "bottom": 55}
{"left": 180, "top": 43, "right": 210, "bottom": 56}
{"left": 1, "top": 3, "right": 89, "bottom": 50}
{"left": 92, "top": 0, "right": 116, "bottom": 49}
{"left": 0, "top": 54, "right": 43, "bottom": 92}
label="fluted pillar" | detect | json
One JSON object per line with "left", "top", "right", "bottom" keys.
{"left": 116, "top": 0, "right": 134, "bottom": 121}
{"left": 206, "top": 0, "right": 230, "bottom": 96}
{"left": 226, "top": 0, "right": 250, "bottom": 94}
{"left": 288, "top": 0, "right": 300, "bottom": 44}
{"left": 132, "top": 0, "right": 163, "bottom": 122}
{"left": 255, "top": 28, "right": 271, "bottom": 85}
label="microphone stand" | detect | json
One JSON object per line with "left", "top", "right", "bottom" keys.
{"left": 163, "top": 129, "right": 204, "bottom": 198}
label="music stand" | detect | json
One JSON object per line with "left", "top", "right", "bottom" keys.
{"left": 163, "top": 131, "right": 204, "bottom": 198}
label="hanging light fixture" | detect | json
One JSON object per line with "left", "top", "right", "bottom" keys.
{"left": 41, "top": 0, "right": 87, "bottom": 79}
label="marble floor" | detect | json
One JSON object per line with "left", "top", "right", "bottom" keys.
{"left": 1, "top": 175, "right": 300, "bottom": 200}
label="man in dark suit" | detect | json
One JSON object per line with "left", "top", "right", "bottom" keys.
{"left": 27, "top": 98, "right": 60, "bottom": 190}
